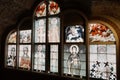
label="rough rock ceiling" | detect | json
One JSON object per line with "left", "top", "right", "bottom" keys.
{"left": 0, "top": 0, "right": 120, "bottom": 37}
{"left": 0, "top": 0, "right": 35, "bottom": 35}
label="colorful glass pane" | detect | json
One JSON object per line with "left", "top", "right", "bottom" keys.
{"left": 35, "top": 2, "right": 46, "bottom": 17}
{"left": 50, "top": 45, "right": 58, "bottom": 72}
{"left": 19, "top": 45, "right": 31, "bottom": 70}
{"left": 49, "top": 1, "right": 60, "bottom": 15}
{"left": 7, "top": 45, "right": 16, "bottom": 67}
{"left": 34, "top": 45, "right": 45, "bottom": 71}
{"left": 20, "top": 30, "right": 31, "bottom": 43}
{"left": 65, "top": 25, "right": 84, "bottom": 42}
{"left": 8, "top": 32, "right": 17, "bottom": 43}
{"left": 35, "top": 19, "right": 46, "bottom": 43}
{"left": 89, "top": 23, "right": 115, "bottom": 42}
{"left": 48, "top": 17, "right": 60, "bottom": 42}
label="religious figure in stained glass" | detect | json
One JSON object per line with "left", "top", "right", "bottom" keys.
{"left": 34, "top": 45, "right": 45, "bottom": 71}
{"left": 7, "top": 45, "right": 16, "bottom": 67}
{"left": 19, "top": 46, "right": 31, "bottom": 69}
{"left": 35, "top": 19, "right": 46, "bottom": 43}
{"left": 89, "top": 23, "right": 115, "bottom": 42}
{"left": 67, "top": 45, "right": 81, "bottom": 76}
{"left": 66, "top": 25, "right": 84, "bottom": 42}
{"left": 20, "top": 30, "right": 31, "bottom": 43}
{"left": 35, "top": 2, "right": 46, "bottom": 17}
{"left": 48, "top": 18, "right": 60, "bottom": 42}
{"left": 49, "top": 1, "right": 60, "bottom": 15}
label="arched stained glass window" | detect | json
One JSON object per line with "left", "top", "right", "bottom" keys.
{"left": 33, "top": 0, "right": 60, "bottom": 73}
{"left": 6, "top": 31, "right": 17, "bottom": 67}
{"left": 89, "top": 23, "right": 117, "bottom": 80}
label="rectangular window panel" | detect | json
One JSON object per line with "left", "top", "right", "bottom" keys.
{"left": 35, "top": 19, "right": 46, "bottom": 43}
{"left": 7, "top": 45, "right": 16, "bottom": 67}
{"left": 19, "top": 45, "right": 31, "bottom": 70}
{"left": 65, "top": 25, "right": 84, "bottom": 43}
{"left": 50, "top": 45, "right": 58, "bottom": 73}
{"left": 20, "top": 30, "right": 31, "bottom": 43}
{"left": 34, "top": 45, "right": 45, "bottom": 71}
{"left": 90, "top": 44, "right": 116, "bottom": 80}
{"left": 48, "top": 17, "right": 60, "bottom": 43}
{"left": 63, "top": 45, "right": 86, "bottom": 78}
{"left": 8, "top": 32, "right": 17, "bottom": 43}
{"left": 107, "top": 45, "right": 116, "bottom": 54}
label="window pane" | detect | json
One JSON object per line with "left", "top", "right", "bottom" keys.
{"left": 35, "top": 2, "right": 46, "bottom": 17}
{"left": 90, "top": 45, "right": 116, "bottom": 80}
{"left": 7, "top": 45, "right": 16, "bottom": 67}
{"left": 35, "top": 19, "right": 46, "bottom": 43}
{"left": 49, "top": 1, "right": 60, "bottom": 15}
{"left": 8, "top": 32, "right": 17, "bottom": 43}
{"left": 19, "top": 45, "right": 31, "bottom": 70}
{"left": 20, "top": 30, "right": 31, "bottom": 43}
{"left": 34, "top": 45, "right": 46, "bottom": 71}
{"left": 89, "top": 23, "right": 115, "bottom": 42}
{"left": 48, "top": 17, "right": 60, "bottom": 42}
{"left": 65, "top": 25, "right": 84, "bottom": 43}
{"left": 63, "top": 45, "right": 86, "bottom": 78}
{"left": 50, "top": 45, "right": 58, "bottom": 73}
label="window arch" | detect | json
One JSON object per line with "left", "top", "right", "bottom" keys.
{"left": 33, "top": 0, "right": 61, "bottom": 74}
{"left": 4, "top": 1, "right": 119, "bottom": 80}
{"left": 89, "top": 22, "right": 117, "bottom": 80}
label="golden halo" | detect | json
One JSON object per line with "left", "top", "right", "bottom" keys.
{"left": 69, "top": 45, "right": 79, "bottom": 53}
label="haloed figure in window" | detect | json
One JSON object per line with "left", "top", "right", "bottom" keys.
{"left": 48, "top": 18, "right": 59, "bottom": 42}
{"left": 7, "top": 47, "right": 16, "bottom": 67}
{"left": 34, "top": 45, "right": 45, "bottom": 71}
{"left": 67, "top": 45, "right": 81, "bottom": 76}
{"left": 20, "top": 47, "right": 30, "bottom": 69}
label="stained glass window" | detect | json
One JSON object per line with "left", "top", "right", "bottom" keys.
{"left": 65, "top": 25, "right": 84, "bottom": 43}
{"left": 48, "top": 1, "right": 60, "bottom": 15}
{"left": 19, "top": 45, "right": 31, "bottom": 70}
{"left": 50, "top": 45, "right": 58, "bottom": 73}
{"left": 48, "top": 17, "right": 60, "bottom": 42}
{"left": 20, "top": 30, "right": 31, "bottom": 43}
{"left": 35, "top": 19, "right": 46, "bottom": 43}
{"left": 7, "top": 45, "right": 16, "bottom": 67}
{"left": 34, "top": 45, "right": 46, "bottom": 71}
{"left": 63, "top": 45, "right": 86, "bottom": 78}
{"left": 89, "top": 23, "right": 115, "bottom": 42}
{"left": 8, "top": 31, "right": 17, "bottom": 43}
{"left": 90, "top": 45, "right": 116, "bottom": 80}
{"left": 35, "top": 2, "right": 46, "bottom": 17}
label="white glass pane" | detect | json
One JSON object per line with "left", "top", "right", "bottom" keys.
{"left": 35, "top": 2, "right": 46, "bottom": 17}
{"left": 107, "top": 55, "right": 116, "bottom": 63}
{"left": 90, "top": 54, "right": 97, "bottom": 62}
{"left": 107, "top": 45, "right": 116, "bottom": 54}
{"left": 34, "top": 45, "right": 45, "bottom": 71}
{"left": 49, "top": 1, "right": 60, "bottom": 15}
{"left": 19, "top": 45, "right": 31, "bottom": 70}
{"left": 48, "top": 17, "right": 60, "bottom": 42}
{"left": 35, "top": 19, "right": 46, "bottom": 43}
{"left": 97, "top": 45, "right": 107, "bottom": 53}
{"left": 66, "top": 25, "right": 84, "bottom": 43}
{"left": 7, "top": 45, "right": 16, "bottom": 67}
{"left": 20, "top": 30, "right": 31, "bottom": 43}
{"left": 50, "top": 45, "right": 58, "bottom": 72}
{"left": 90, "top": 45, "right": 97, "bottom": 53}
